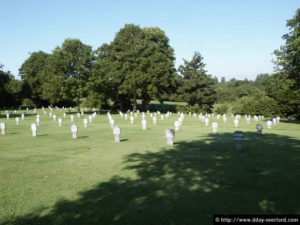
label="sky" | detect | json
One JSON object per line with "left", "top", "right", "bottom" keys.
{"left": 0, "top": 0, "right": 299, "bottom": 81}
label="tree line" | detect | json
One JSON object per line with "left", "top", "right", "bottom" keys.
{"left": 1, "top": 9, "right": 299, "bottom": 118}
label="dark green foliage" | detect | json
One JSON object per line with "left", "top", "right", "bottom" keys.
{"left": 19, "top": 51, "right": 50, "bottom": 106}
{"left": 274, "top": 8, "right": 300, "bottom": 88}
{"left": 216, "top": 78, "right": 259, "bottom": 103}
{"left": 232, "top": 92, "right": 280, "bottom": 116}
{"left": 215, "top": 104, "right": 228, "bottom": 115}
{"left": 176, "top": 104, "right": 210, "bottom": 114}
{"left": 0, "top": 64, "right": 24, "bottom": 107}
{"left": 43, "top": 39, "right": 94, "bottom": 108}
{"left": 177, "top": 52, "right": 217, "bottom": 112}
{"left": 91, "top": 24, "right": 177, "bottom": 111}
{"left": 21, "top": 98, "right": 35, "bottom": 107}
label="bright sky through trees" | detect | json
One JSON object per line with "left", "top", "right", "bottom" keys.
{"left": 0, "top": 0, "right": 299, "bottom": 80}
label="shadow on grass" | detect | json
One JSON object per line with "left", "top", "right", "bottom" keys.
{"left": 0, "top": 113, "right": 37, "bottom": 119}
{"left": 279, "top": 119, "right": 300, "bottom": 125}
{"left": 2, "top": 132, "right": 300, "bottom": 225}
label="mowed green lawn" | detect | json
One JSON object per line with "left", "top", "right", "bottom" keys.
{"left": 0, "top": 109, "right": 299, "bottom": 225}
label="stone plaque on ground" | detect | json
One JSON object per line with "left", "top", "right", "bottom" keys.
{"left": 233, "top": 131, "right": 244, "bottom": 150}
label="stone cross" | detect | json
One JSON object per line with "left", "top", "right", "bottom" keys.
{"left": 31, "top": 123, "right": 37, "bottom": 136}
{"left": 1, "top": 122, "right": 6, "bottom": 135}
{"left": 165, "top": 129, "right": 175, "bottom": 145}
{"left": 256, "top": 124, "right": 263, "bottom": 134}
{"left": 71, "top": 124, "right": 78, "bottom": 139}
{"left": 113, "top": 127, "right": 121, "bottom": 142}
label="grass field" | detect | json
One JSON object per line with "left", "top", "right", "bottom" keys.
{"left": 0, "top": 109, "right": 299, "bottom": 225}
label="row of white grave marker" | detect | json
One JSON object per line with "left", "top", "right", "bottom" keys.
{"left": 0, "top": 110, "right": 280, "bottom": 147}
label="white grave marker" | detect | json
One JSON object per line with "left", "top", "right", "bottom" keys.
{"left": 71, "top": 125, "right": 78, "bottom": 139}
{"left": 130, "top": 116, "right": 134, "bottom": 124}
{"left": 16, "top": 117, "right": 20, "bottom": 125}
{"left": 142, "top": 119, "right": 147, "bottom": 130}
{"left": 166, "top": 129, "right": 175, "bottom": 145}
{"left": 58, "top": 118, "right": 63, "bottom": 127}
{"left": 113, "top": 127, "right": 121, "bottom": 142}
{"left": 31, "top": 123, "right": 37, "bottom": 136}
{"left": 212, "top": 122, "right": 218, "bottom": 133}
{"left": 83, "top": 118, "right": 88, "bottom": 128}
{"left": 174, "top": 121, "right": 180, "bottom": 131}
{"left": 1, "top": 122, "right": 6, "bottom": 135}
{"left": 234, "top": 119, "right": 239, "bottom": 127}
{"left": 153, "top": 117, "right": 157, "bottom": 125}
{"left": 36, "top": 117, "right": 40, "bottom": 126}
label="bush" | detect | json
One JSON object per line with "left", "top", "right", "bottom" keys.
{"left": 176, "top": 104, "right": 211, "bottom": 114}
{"left": 232, "top": 96, "right": 280, "bottom": 116}
{"left": 21, "top": 98, "right": 35, "bottom": 107}
{"left": 215, "top": 105, "right": 228, "bottom": 115}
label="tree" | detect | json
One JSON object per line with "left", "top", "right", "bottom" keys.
{"left": 274, "top": 8, "right": 300, "bottom": 88}
{"left": 262, "top": 73, "right": 299, "bottom": 117}
{"left": 177, "top": 52, "right": 217, "bottom": 112}
{"left": 43, "top": 39, "right": 94, "bottom": 108}
{"left": 93, "top": 24, "right": 177, "bottom": 111}
{"left": 19, "top": 51, "right": 50, "bottom": 105}
{"left": 0, "top": 64, "right": 24, "bottom": 107}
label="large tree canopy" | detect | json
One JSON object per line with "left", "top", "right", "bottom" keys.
{"left": 274, "top": 8, "right": 300, "bottom": 87}
{"left": 177, "top": 52, "right": 217, "bottom": 112}
{"left": 19, "top": 51, "right": 50, "bottom": 105}
{"left": 43, "top": 39, "right": 94, "bottom": 107}
{"left": 92, "top": 24, "right": 177, "bottom": 111}
{"left": 1, "top": 64, "right": 23, "bottom": 107}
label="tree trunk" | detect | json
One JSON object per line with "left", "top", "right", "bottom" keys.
{"left": 142, "top": 100, "right": 149, "bottom": 112}
{"left": 133, "top": 96, "right": 137, "bottom": 112}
